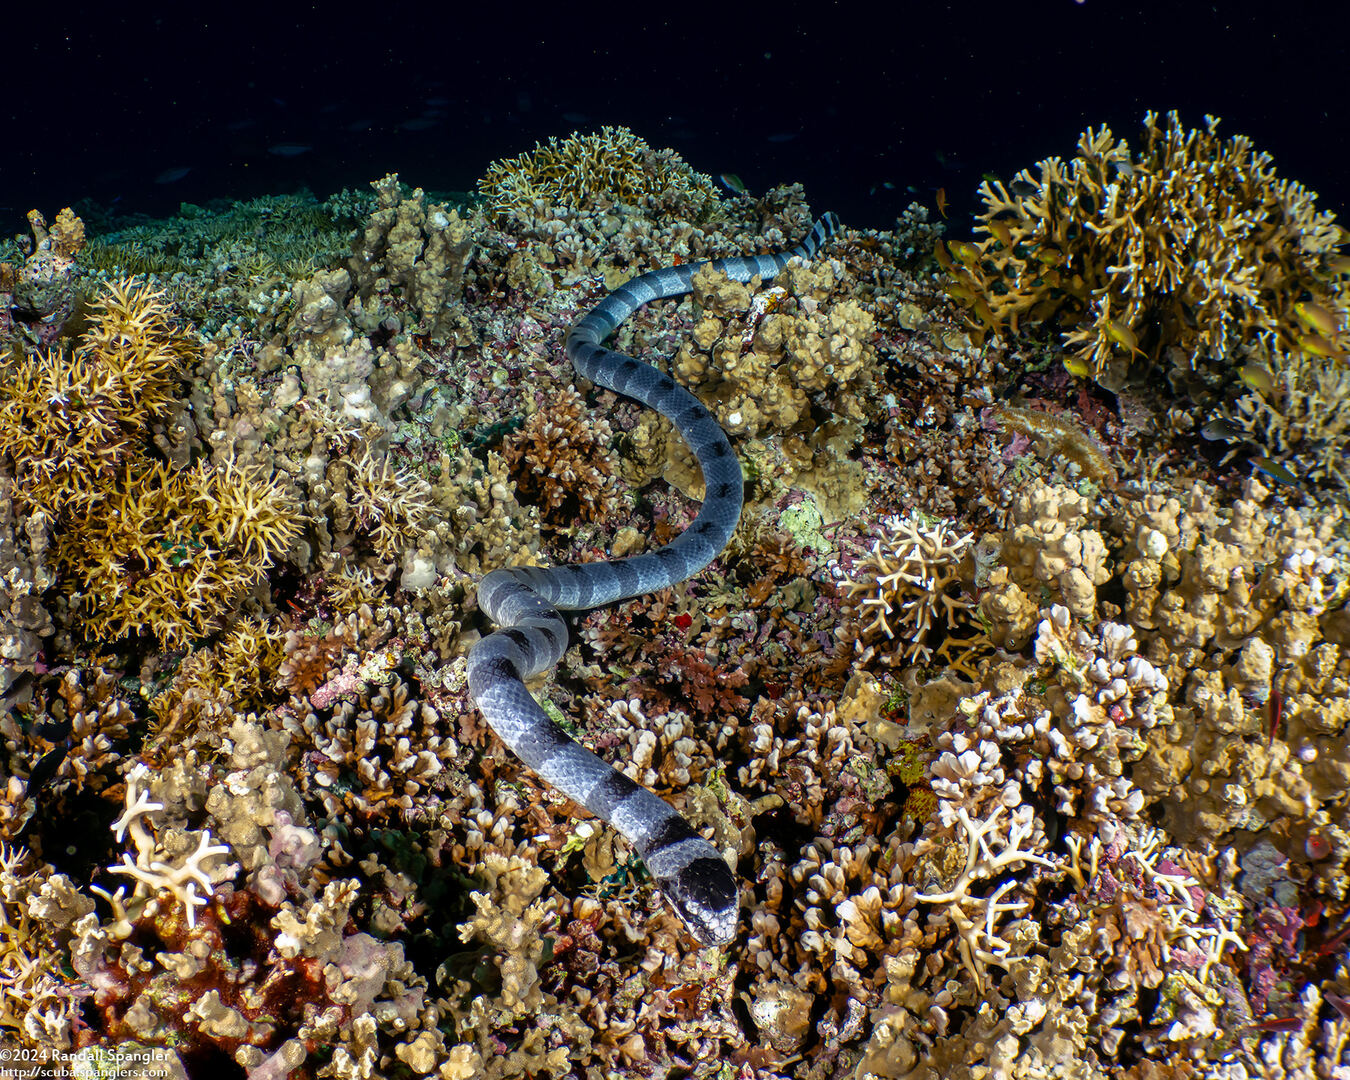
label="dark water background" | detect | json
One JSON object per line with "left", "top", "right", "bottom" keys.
{"left": 2, "top": 3, "right": 1346, "bottom": 236}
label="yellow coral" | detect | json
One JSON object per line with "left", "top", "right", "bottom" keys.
{"left": 57, "top": 459, "right": 299, "bottom": 646}
{"left": 477, "top": 126, "right": 721, "bottom": 220}
{"left": 947, "top": 112, "right": 1347, "bottom": 386}
{"left": 0, "top": 279, "right": 190, "bottom": 508}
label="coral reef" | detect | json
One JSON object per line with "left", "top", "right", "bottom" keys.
{"left": 1, "top": 123, "right": 1348, "bottom": 1080}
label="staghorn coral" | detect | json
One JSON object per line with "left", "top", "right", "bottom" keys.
{"left": 148, "top": 616, "right": 287, "bottom": 750}
{"left": 0, "top": 279, "right": 190, "bottom": 510}
{"left": 946, "top": 111, "right": 1348, "bottom": 389}
{"left": 0, "top": 279, "right": 302, "bottom": 647}
{"left": 56, "top": 457, "right": 300, "bottom": 646}
{"left": 478, "top": 126, "right": 722, "bottom": 222}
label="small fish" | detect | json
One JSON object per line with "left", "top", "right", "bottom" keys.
{"left": 1293, "top": 300, "right": 1339, "bottom": 336}
{"left": 1200, "top": 418, "right": 1245, "bottom": 441}
{"left": 986, "top": 219, "right": 1014, "bottom": 250}
{"left": 1105, "top": 319, "right": 1144, "bottom": 359}
{"left": 1249, "top": 1016, "right": 1303, "bottom": 1033}
{"left": 1062, "top": 355, "right": 1093, "bottom": 378}
{"left": 936, "top": 187, "right": 948, "bottom": 218}
{"left": 1112, "top": 159, "right": 1136, "bottom": 180}
{"left": 23, "top": 743, "right": 70, "bottom": 810}
{"left": 1326, "top": 255, "right": 1350, "bottom": 275}
{"left": 933, "top": 239, "right": 955, "bottom": 272}
{"left": 1293, "top": 331, "right": 1344, "bottom": 358}
{"left": 947, "top": 239, "right": 981, "bottom": 266}
{"left": 981, "top": 171, "right": 999, "bottom": 183}
{"left": 1240, "top": 363, "right": 1276, "bottom": 396}
{"left": 1010, "top": 178, "right": 1039, "bottom": 197}
{"left": 719, "top": 173, "right": 747, "bottom": 195}
{"left": 869, "top": 180, "right": 896, "bottom": 195}
{"left": 154, "top": 166, "right": 192, "bottom": 184}
{"left": 1034, "top": 246, "right": 1062, "bottom": 267}
{"left": 1250, "top": 455, "right": 1301, "bottom": 488}
{"left": 268, "top": 143, "right": 313, "bottom": 157}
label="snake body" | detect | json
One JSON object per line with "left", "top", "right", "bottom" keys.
{"left": 468, "top": 213, "right": 840, "bottom": 945}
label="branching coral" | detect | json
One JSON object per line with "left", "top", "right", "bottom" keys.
{"left": 72, "top": 720, "right": 434, "bottom": 1074}
{"left": 56, "top": 458, "right": 300, "bottom": 645}
{"left": 947, "top": 111, "right": 1347, "bottom": 388}
{"left": 0, "top": 844, "right": 93, "bottom": 1049}
{"left": 0, "top": 279, "right": 301, "bottom": 646}
{"left": 0, "top": 279, "right": 190, "bottom": 509}
{"left": 838, "top": 512, "right": 981, "bottom": 670}
{"left": 478, "top": 126, "right": 722, "bottom": 221}
{"left": 502, "top": 384, "right": 621, "bottom": 527}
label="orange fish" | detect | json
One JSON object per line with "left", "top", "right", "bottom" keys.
{"left": 936, "top": 187, "right": 948, "bottom": 218}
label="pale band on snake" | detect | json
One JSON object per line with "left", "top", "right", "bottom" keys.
{"left": 467, "top": 211, "right": 841, "bottom": 945}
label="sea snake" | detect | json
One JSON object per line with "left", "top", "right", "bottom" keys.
{"left": 467, "top": 212, "right": 840, "bottom": 945}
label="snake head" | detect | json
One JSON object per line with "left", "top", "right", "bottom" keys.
{"left": 658, "top": 854, "right": 738, "bottom": 946}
